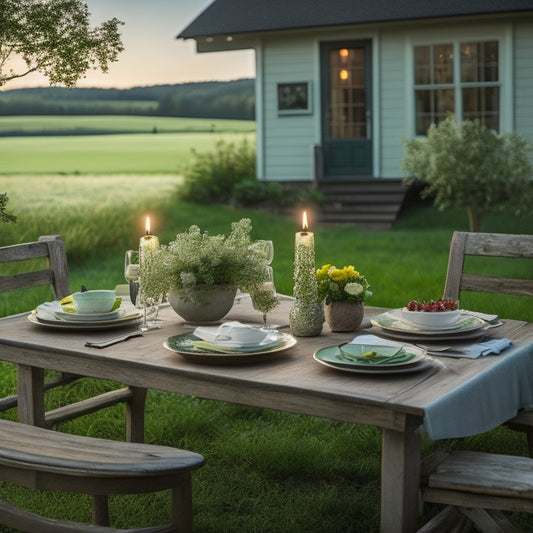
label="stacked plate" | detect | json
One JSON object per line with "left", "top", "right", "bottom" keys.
{"left": 370, "top": 309, "right": 489, "bottom": 342}
{"left": 29, "top": 300, "right": 142, "bottom": 330}
{"left": 164, "top": 325, "right": 296, "bottom": 364}
{"left": 314, "top": 343, "right": 434, "bottom": 374}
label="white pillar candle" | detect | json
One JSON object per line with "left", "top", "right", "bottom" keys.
{"left": 139, "top": 216, "right": 159, "bottom": 254}
{"left": 295, "top": 210, "right": 314, "bottom": 250}
{"left": 293, "top": 211, "right": 318, "bottom": 303}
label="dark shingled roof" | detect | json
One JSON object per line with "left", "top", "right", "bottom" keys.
{"left": 178, "top": 0, "right": 533, "bottom": 38}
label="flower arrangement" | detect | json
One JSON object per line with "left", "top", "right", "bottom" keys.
{"left": 316, "top": 264, "right": 371, "bottom": 304}
{"left": 142, "top": 218, "right": 270, "bottom": 303}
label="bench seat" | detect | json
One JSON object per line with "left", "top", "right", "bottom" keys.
{"left": 0, "top": 418, "right": 205, "bottom": 532}
{"left": 419, "top": 450, "right": 533, "bottom": 532}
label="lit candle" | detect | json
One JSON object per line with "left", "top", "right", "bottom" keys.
{"left": 139, "top": 216, "right": 159, "bottom": 254}
{"left": 295, "top": 210, "right": 314, "bottom": 249}
{"left": 289, "top": 210, "right": 323, "bottom": 336}
{"left": 293, "top": 211, "right": 317, "bottom": 303}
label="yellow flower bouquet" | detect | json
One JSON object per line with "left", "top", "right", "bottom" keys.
{"left": 316, "top": 264, "right": 371, "bottom": 305}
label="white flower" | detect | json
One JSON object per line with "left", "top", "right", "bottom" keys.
{"left": 344, "top": 282, "right": 363, "bottom": 296}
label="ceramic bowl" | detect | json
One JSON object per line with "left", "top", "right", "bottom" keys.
{"left": 401, "top": 308, "right": 460, "bottom": 328}
{"left": 73, "top": 290, "right": 116, "bottom": 314}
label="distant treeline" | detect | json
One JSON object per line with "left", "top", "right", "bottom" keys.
{"left": 0, "top": 79, "right": 255, "bottom": 120}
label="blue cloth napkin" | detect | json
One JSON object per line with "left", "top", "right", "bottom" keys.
{"left": 437, "top": 338, "right": 512, "bottom": 359}
{"left": 477, "top": 338, "right": 512, "bottom": 356}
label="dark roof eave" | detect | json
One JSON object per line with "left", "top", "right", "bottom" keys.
{"left": 177, "top": 6, "right": 533, "bottom": 40}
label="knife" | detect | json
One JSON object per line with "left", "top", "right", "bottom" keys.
{"left": 85, "top": 331, "right": 143, "bottom": 349}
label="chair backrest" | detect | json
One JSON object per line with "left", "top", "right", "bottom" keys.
{"left": 443, "top": 231, "right": 533, "bottom": 301}
{"left": 0, "top": 235, "right": 71, "bottom": 300}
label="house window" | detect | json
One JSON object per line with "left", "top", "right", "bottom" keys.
{"left": 414, "top": 40, "right": 499, "bottom": 135}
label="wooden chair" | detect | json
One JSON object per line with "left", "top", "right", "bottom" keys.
{"left": 442, "top": 231, "right": 533, "bottom": 455}
{"left": 0, "top": 235, "right": 146, "bottom": 442}
{"left": 0, "top": 418, "right": 204, "bottom": 532}
{"left": 419, "top": 450, "right": 533, "bottom": 533}
{"left": 442, "top": 231, "right": 533, "bottom": 301}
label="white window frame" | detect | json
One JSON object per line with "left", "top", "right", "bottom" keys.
{"left": 405, "top": 24, "right": 513, "bottom": 136}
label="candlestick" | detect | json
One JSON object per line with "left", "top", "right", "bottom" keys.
{"left": 289, "top": 211, "right": 324, "bottom": 337}
{"left": 138, "top": 216, "right": 161, "bottom": 331}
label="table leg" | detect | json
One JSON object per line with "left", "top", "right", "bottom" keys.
{"left": 17, "top": 364, "right": 45, "bottom": 427}
{"left": 380, "top": 421, "right": 421, "bottom": 533}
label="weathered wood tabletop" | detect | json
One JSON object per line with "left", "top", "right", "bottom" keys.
{"left": 1, "top": 296, "right": 532, "bottom": 533}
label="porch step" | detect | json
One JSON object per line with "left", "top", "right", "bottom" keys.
{"left": 317, "top": 179, "right": 407, "bottom": 229}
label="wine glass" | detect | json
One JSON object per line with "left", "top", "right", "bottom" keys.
{"left": 124, "top": 250, "right": 140, "bottom": 305}
{"left": 250, "top": 266, "right": 279, "bottom": 328}
{"left": 236, "top": 240, "right": 274, "bottom": 306}
{"left": 250, "top": 240, "right": 274, "bottom": 265}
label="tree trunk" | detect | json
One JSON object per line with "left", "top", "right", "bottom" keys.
{"left": 467, "top": 207, "right": 483, "bottom": 232}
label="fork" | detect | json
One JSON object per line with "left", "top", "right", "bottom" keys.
{"left": 85, "top": 331, "right": 143, "bottom": 349}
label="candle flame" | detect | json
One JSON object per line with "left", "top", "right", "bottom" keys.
{"left": 302, "top": 211, "right": 308, "bottom": 232}
{"left": 145, "top": 216, "right": 151, "bottom": 235}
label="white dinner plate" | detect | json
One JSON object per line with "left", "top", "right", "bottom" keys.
{"left": 30, "top": 301, "right": 141, "bottom": 330}
{"left": 164, "top": 332, "right": 297, "bottom": 364}
{"left": 54, "top": 309, "right": 124, "bottom": 322}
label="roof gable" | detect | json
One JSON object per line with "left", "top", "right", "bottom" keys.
{"left": 178, "top": 0, "right": 533, "bottom": 38}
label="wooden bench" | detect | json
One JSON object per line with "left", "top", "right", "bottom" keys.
{"left": 0, "top": 418, "right": 205, "bottom": 532}
{"left": 419, "top": 450, "right": 533, "bottom": 532}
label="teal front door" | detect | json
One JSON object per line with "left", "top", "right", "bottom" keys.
{"left": 321, "top": 41, "right": 372, "bottom": 178}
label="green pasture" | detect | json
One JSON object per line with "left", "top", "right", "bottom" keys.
{"left": 0, "top": 132, "right": 255, "bottom": 175}
{"left": 0, "top": 116, "right": 255, "bottom": 175}
{"left": 0, "top": 115, "right": 255, "bottom": 135}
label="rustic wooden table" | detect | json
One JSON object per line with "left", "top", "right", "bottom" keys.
{"left": 1, "top": 296, "right": 532, "bottom": 533}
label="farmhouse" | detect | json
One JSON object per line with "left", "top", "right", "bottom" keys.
{"left": 178, "top": 0, "right": 533, "bottom": 226}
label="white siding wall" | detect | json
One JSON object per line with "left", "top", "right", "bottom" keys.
{"left": 261, "top": 37, "right": 318, "bottom": 182}
{"left": 379, "top": 30, "right": 408, "bottom": 178}
{"left": 514, "top": 20, "right": 533, "bottom": 142}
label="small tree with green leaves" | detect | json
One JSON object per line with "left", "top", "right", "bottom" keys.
{"left": 401, "top": 116, "right": 533, "bottom": 232}
{"left": 0, "top": 193, "right": 16, "bottom": 223}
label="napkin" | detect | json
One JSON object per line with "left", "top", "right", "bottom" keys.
{"left": 434, "top": 338, "right": 512, "bottom": 359}
{"left": 350, "top": 334, "right": 404, "bottom": 348}
{"left": 194, "top": 321, "right": 275, "bottom": 348}
{"left": 461, "top": 309, "right": 500, "bottom": 325}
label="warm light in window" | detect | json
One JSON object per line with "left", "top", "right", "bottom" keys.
{"left": 339, "top": 69, "right": 349, "bottom": 80}
{"left": 339, "top": 48, "right": 349, "bottom": 58}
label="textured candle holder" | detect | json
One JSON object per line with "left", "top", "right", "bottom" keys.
{"left": 289, "top": 240, "right": 323, "bottom": 337}
{"left": 289, "top": 299, "right": 324, "bottom": 337}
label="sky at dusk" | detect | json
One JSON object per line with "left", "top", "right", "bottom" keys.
{"left": 8, "top": 0, "right": 255, "bottom": 89}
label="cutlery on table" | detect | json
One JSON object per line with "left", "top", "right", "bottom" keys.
{"left": 85, "top": 331, "right": 143, "bottom": 349}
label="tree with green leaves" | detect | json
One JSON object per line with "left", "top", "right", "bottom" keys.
{"left": 0, "top": 0, "right": 123, "bottom": 88}
{"left": 401, "top": 116, "right": 533, "bottom": 232}
{"left": 0, "top": 193, "right": 16, "bottom": 223}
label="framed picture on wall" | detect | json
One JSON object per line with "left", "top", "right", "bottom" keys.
{"left": 277, "top": 82, "right": 312, "bottom": 115}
